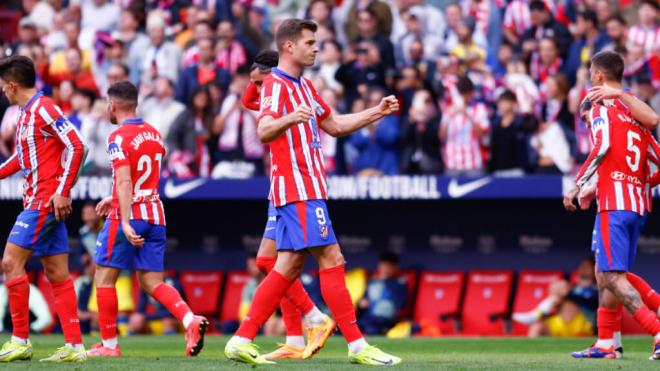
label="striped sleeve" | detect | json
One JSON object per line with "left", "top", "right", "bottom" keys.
{"left": 0, "top": 152, "right": 20, "bottom": 179}
{"left": 257, "top": 78, "right": 286, "bottom": 122}
{"left": 38, "top": 102, "right": 88, "bottom": 197}
{"left": 575, "top": 105, "right": 611, "bottom": 188}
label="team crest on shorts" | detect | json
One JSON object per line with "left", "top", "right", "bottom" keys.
{"left": 319, "top": 224, "right": 329, "bottom": 240}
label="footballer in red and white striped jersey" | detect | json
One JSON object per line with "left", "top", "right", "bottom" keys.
{"left": 576, "top": 102, "right": 652, "bottom": 215}
{"left": 258, "top": 67, "right": 331, "bottom": 207}
{"left": 106, "top": 118, "right": 166, "bottom": 225}
{"left": 0, "top": 91, "right": 86, "bottom": 210}
{"left": 627, "top": 25, "right": 660, "bottom": 55}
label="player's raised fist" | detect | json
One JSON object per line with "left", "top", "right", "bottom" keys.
{"left": 290, "top": 104, "right": 313, "bottom": 124}
{"left": 379, "top": 95, "right": 399, "bottom": 116}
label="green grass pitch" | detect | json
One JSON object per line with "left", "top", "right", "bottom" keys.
{"left": 2, "top": 335, "right": 659, "bottom": 370}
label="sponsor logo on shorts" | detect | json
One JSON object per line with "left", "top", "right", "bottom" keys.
{"left": 15, "top": 221, "right": 29, "bottom": 229}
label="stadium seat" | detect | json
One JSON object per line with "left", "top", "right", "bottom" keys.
{"left": 413, "top": 271, "right": 465, "bottom": 335}
{"left": 511, "top": 270, "right": 565, "bottom": 335}
{"left": 461, "top": 270, "right": 514, "bottom": 336}
{"left": 179, "top": 271, "right": 223, "bottom": 316}
{"left": 219, "top": 271, "right": 252, "bottom": 323}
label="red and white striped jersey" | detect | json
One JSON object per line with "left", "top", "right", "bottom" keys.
{"left": 441, "top": 102, "right": 490, "bottom": 172}
{"left": 258, "top": 68, "right": 332, "bottom": 207}
{"left": 0, "top": 92, "right": 86, "bottom": 210}
{"left": 503, "top": 0, "right": 531, "bottom": 37}
{"left": 106, "top": 118, "right": 166, "bottom": 225}
{"left": 627, "top": 25, "right": 660, "bottom": 55}
{"left": 575, "top": 103, "right": 651, "bottom": 215}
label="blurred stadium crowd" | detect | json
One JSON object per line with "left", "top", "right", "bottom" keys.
{"left": 1, "top": 0, "right": 660, "bottom": 179}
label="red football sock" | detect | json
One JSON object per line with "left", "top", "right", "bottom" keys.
{"left": 597, "top": 307, "right": 616, "bottom": 340}
{"left": 152, "top": 283, "right": 192, "bottom": 322}
{"left": 633, "top": 306, "right": 660, "bottom": 336}
{"left": 96, "top": 287, "right": 118, "bottom": 340}
{"left": 627, "top": 273, "right": 660, "bottom": 312}
{"left": 7, "top": 275, "right": 30, "bottom": 339}
{"left": 51, "top": 278, "right": 82, "bottom": 345}
{"left": 613, "top": 304, "right": 622, "bottom": 333}
{"left": 236, "top": 270, "right": 293, "bottom": 340}
{"left": 280, "top": 296, "right": 303, "bottom": 336}
{"left": 320, "top": 264, "right": 362, "bottom": 343}
{"left": 256, "top": 256, "right": 313, "bottom": 335}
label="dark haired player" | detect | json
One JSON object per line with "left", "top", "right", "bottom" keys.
{"left": 0, "top": 55, "right": 88, "bottom": 362}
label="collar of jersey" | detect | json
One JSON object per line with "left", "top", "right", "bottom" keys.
{"left": 122, "top": 118, "right": 143, "bottom": 125}
{"left": 272, "top": 68, "right": 301, "bottom": 83}
{"left": 22, "top": 91, "right": 43, "bottom": 113}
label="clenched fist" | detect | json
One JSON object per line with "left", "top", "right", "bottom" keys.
{"left": 379, "top": 95, "right": 400, "bottom": 116}
{"left": 288, "top": 104, "right": 313, "bottom": 125}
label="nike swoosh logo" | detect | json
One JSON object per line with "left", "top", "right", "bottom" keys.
{"left": 447, "top": 177, "right": 491, "bottom": 198}
{"left": 163, "top": 178, "right": 207, "bottom": 199}
{"left": 265, "top": 227, "right": 275, "bottom": 231}
{"left": 248, "top": 352, "right": 257, "bottom": 358}
{"left": 368, "top": 357, "right": 393, "bottom": 365}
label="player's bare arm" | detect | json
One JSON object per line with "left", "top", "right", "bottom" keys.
{"left": 588, "top": 85, "right": 660, "bottom": 129}
{"left": 115, "top": 165, "right": 144, "bottom": 247}
{"left": 319, "top": 95, "right": 399, "bottom": 137}
{"left": 258, "top": 105, "right": 313, "bottom": 143}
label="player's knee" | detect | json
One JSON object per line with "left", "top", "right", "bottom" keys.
{"left": 1, "top": 255, "right": 18, "bottom": 277}
{"left": 44, "top": 266, "right": 68, "bottom": 283}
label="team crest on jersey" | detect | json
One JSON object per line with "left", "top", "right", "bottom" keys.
{"left": 54, "top": 118, "right": 73, "bottom": 134}
{"left": 319, "top": 224, "right": 329, "bottom": 240}
{"left": 262, "top": 96, "right": 272, "bottom": 111}
{"left": 592, "top": 117, "right": 605, "bottom": 130}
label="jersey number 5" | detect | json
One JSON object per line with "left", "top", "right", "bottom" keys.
{"left": 135, "top": 153, "right": 163, "bottom": 194}
{"left": 627, "top": 130, "right": 641, "bottom": 172}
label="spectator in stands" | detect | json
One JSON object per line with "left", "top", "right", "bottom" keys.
{"left": 180, "top": 20, "right": 216, "bottom": 69}
{"left": 10, "top": 18, "right": 40, "bottom": 55}
{"left": 396, "top": 6, "right": 443, "bottom": 68}
{"left": 167, "top": 85, "right": 215, "bottom": 179}
{"left": 215, "top": 20, "right": 250, "bottom": 73}
{"left": 105, "top": 63, "right": 130, "bottom": 96}
{"left": 443, "top": 3, "right": 487, "bottom": 55}
{"left": 141, "top": 11, "right": 182, "bottom": 85}
{"left": 624, "top": 44, "right": 652, "bottom": 87}
{"left": 81, "top": 0, "right": 121, "bottom": 35}
{"left": 92, "top": 33, "right": 126, "bottom": 97}
{"left": 68, "top": 87, "right": 95, "bottom": 131}
{"left": 530, "top": 113, "right": 573, "bottom": 174}
{"left": 240, "top": 5, "right": 273, "bottom": 51}
{"left": 358, "top": 252, "right": 407, "bottom": 335}
{"left": 21, "top": 0, "right": 55, "bottom": 32}
{"left": 529, "top": 37, "right": 565, "bottom": 87}
{"left": 503, "top": 0, "right": 532, "bottom": 46}
{"left": 603, "top": 15, "right": 628, "bottom": 52}
{"left": 128, "top": 274, "right": 184, "bottom": 336}
{"left": 627, "top": 0, "right": 660, "bottom": 56}
{"left": 489, "top": 90, "right": 537, "bottom": 175}
{"left": 400, "top": 89, "right": 442, "bottom": 175}
{"left": 0, "top": 104, "right": 20, "bottom": 160}
{"left": 213, "top": 65, "right": 265, "bottom": 178}
{"left": 312, "top": 40, "right": 342, "bottom": 95}
{"left": 48, "top": 20, "right": 93, "bottom": 77}
{"left": 520, "top": 0, "right": 571, "bottom": 59}
{"left": 449, "top": 17, "right": 486, "bottom": 72}
{"left": 80, "top": 98, "right": 114, "bottom": 175}
{"left": 353, "top": 9, "right": 396, "bottom": 68}
{"left": 176, "top": 37, "right": 231, "bottom": 104}
{"left": 0, "top": 270, "right": 53, "bottom": 336}
{"left": 345, "top": 0, "right": 393, "bottom": 43}
{"left": 139, "top": 76, "right": 187, "bottom": 142}
{"left": 565, "top": 10, "right": 610, "bottom": 83}
{"left": 541, "top": 74, "right": 573, "bottom": 135}
{"left": 349, "top": 87, "right": 400, "bottom": 175}
{"left": 117, "top": 9, "right": 150, "bottom": 86}
{"left": 40, "top": 47, "right": 100, "bottom": 97}
{"left": 440, "top": 76, "right": 490, "bottom": 176}
{"left": 335, "top": 41, "right": 386, "bottom": 109}
{"left": 390, "top": 0, "right": 444, "bottom": 46}
{"left": 512, "top": 258, "right": 598, "bottom": 337}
